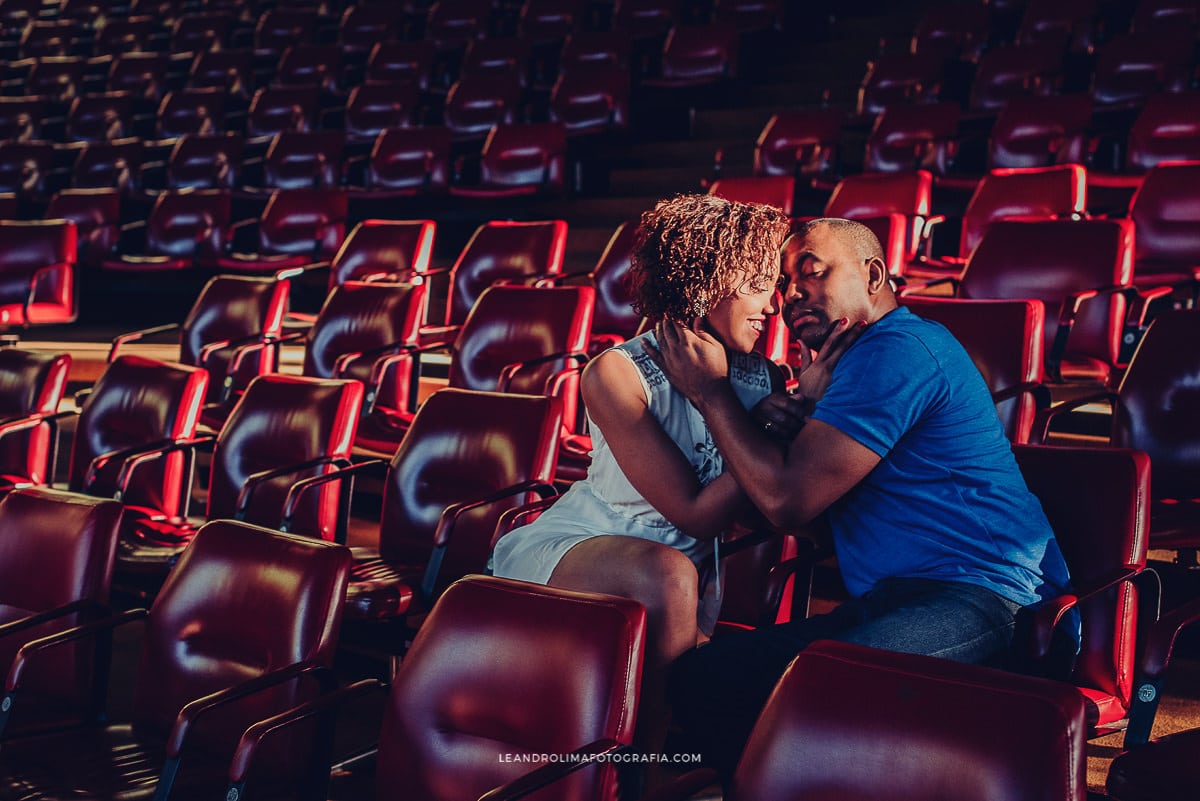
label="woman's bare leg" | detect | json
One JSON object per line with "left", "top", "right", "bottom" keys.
{"left": 548, "top": 535, "right": 703, "bottom": 783}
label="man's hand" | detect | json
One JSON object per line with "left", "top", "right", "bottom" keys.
{"left": 647, "top": 319, "right": 730, "bottom": 404}
{"left": 793, "top": 319, "right": 866, "bottom": 403}
{"left": 751, "top": 391, "right": 808, "bottom": 441}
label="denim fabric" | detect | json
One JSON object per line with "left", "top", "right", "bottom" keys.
{"left": 668, "top": 577, "right": 1022, "bottom": 776}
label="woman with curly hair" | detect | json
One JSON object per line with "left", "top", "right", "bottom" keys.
{"left": 491, "top": 193, "right": 796, "bottom": 759}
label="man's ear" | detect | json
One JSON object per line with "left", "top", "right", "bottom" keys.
{"left": 865, "top": 256, "right": 890, "bottom": 294}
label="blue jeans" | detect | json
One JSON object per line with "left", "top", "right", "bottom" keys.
{"left": 668, "top": 577, "right": 1022, "bottom": 775}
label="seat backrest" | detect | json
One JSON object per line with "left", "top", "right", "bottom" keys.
{"left": 171, "top": 10, "right": 235, "bottom": 53}
{"left": 732, "top": 640, "right": 1088, "bottom": 801}
{"left": 450, "top": 285, "right": 593, "bottom": 418}
{"left": 157, "top": 87, "right": 226, "bottom": 140}
{"left": 247, "top": 84, "right": 321, "bottom": 139}
{"left": 0, "top": 348, "right": 70, "bottom": 485}
{"left": 258, "top": 188, "right": 348, "bottom": 261}
{"left": 0, "top": 142, "right": 54, "bottom": 195}
{"left": 1013, "top": 444, "right": 1150, "bottom": 729}
{"left": 707, "top": 176, "right": 794, "bottom": 215}
{"left": 443, "top": 73, "right": 522, "bottom": 141}
{"left": 365, "top": 40, "right": 436, "bottom": 89}
{"left": 167, "top": 133, "right": 243, "bottom": 190}
{"left": 1126, "top": 92, "right": 1200, "bottom": 172}
{"left": 1129, "top": 160, "right": 1200, "bottom": 279}
{"left": 0, "top": 220, "right": 76, "bottom": 321}
{"left": 380, "top": 574, "right": 644, "bottom": 801}
{"left": 990, "top": 93, "right": 1093, "bottom": 169}
{"left": 71, "top": 138, "right": 143, "bottom": 193}
{"left": 179, "top": 274, "right": 288, "bottom": 402}
{"left": 613, "top": 0, "right": 682, "bottom": 40}
{"left": 132, "top": 520, "right": 350, "bottom": 755}
{"left": 825, "top": 170, "right": 932, "bottom": 266}
{"left": 478, "top": 122, "right": 567, "bottom": 192}
{"left": 461, "top": 37, "right": 532, "bottom": 86}
{"left": 658, "top": 23, "right": 739, "bottom": 84}
{"left": 108, "top": 52, "right": 169, "bottom": 104}
{"left": 0, "top": 97, "right": 46, "bottom": 142}
{"left": 1112, "top": 309, "right": 1200, "bottom": 500}
{"left": 209, "top": 375, "right": 363, "bottom": 540}
{"left": 864, "top": 102, "right": 960, "bottom": 174}
{"left": 254, "top": 6, "right": 318, "bottom": 53}
{"left": 1017, "top": 0, "right": 1098, "bottom": 51}
{"left": 961, "top": 219, "right": 1134, "bottom": 375}
{"left": 379, "top": 389, "right": 563, "bottom": 593}
{"left": 66, "top": 91, "right": 134, "bottom": 142}
{"left": 303, "top": 280, "right": 427, "bottom": 411}
{"left": 0, "top": 488, "right": 123, "bottom": 717}
{"left": 146, "top": 188, "right": 231, "bottom": 260}
{"left": 425, "top": 0, "right": 492, "bottom": 50}
{"left": 520, "top": 0, "right": 583, "bottom": 44}
{"left": 45, "top": 188, "right": 121, "bottom": 267}
{"left": 754, "top": 109, "right": 843, "bottom": 178}
{"left": 911, "top": 2, "right": 990, "bottom": 61}
{"left": 549, "top": 67, "right": 630, "bottom": 136}
{"left": 275, "top": 43, "right": 343, "bottom": 93}
{"left": 856, "top": 52, "right": 944, "bottom": 117}
{"left": 71, "top": 356, "right": 208, "bottom": 517}
{"left": 445, "top": 219, "right": 568, "bottom": 327}
{"left": 263, "top": 130, "right": 344, "bottom": 190}
{"left": 26, "top": 56, "right": 85, "bottom": 101}
{"left": 340, "top": 3, "right": 400, "bottom": 52}
{"left": 591, "top": 218, "right": 641, "bottom": 341}
{"left": 188, "top": 48, "right": 254, "bottom": 102}
{"left": 1090, "top": 31, "right": 1192, "bottom": 108}
{"left": 968, "top": 42, "right": 1063, "bottom": 112}
{"left": 559, "top": 30, "right": 632, "bottom": 73}
{"left": 960, "top": 164, "right": 1087, "bottom": 258}
{"left": 343, "top": 81, "right": 421, "bottom": 142}
{"left": 330, "top": 219, "right": 436, "bottom": 289}
{"left": 902, "top": 297, "right": 1044, "bottom": 443}
{"left": 367, "top": 126, "right": 452, "bottom": 193}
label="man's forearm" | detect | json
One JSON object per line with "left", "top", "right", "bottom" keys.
{"left": 694, "top": 384, "right": 796, "bottom": 517}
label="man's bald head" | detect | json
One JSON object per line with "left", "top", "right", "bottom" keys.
{"left": 791, "top": 218, "right": 885, "bottom": 264}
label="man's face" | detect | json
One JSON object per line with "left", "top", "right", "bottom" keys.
{"left": 780, "top": 225, "right": 873, "bottom": 350}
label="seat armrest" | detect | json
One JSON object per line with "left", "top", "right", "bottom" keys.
{"left": 0, "top": 599, "right": 107, "bottom": 642}
{"left": 83, "top": 437, "right": 177, "bottom": 492}
{"left": 1031, "top": 391, "right": 1116, "bottom": 444}
{"left": 113, "top": 436, "right": 216, "bottom": 501}
{"left": 423, "top": 480, "right": 560, "bottom": 601}
{"left": 167, "top": 661, "right": 337, "bottom": 758}
{"left": 226, "top": 678, "right": 387, "bottom": 790}
{"left": 279, "top": 459, "right": 389, "bottom": 534}
{"left": 894, "top": 275, "right": 960, "bottom": 296}
{"left": 1031, "top": 565, "right": 1145, "bottom": 661}
{"left": 6, "top": 609, "right": 148, "bottom": 693}
{"left": 109, "top": 322, "right": 181, "bottom": 361}
{"left": 1124, "top": 582, "right": 1200, "bottom": 748}
{"left": 498, "top": 351, "right": 588, "bottom": 393}
{"left": 235, "top": 456, "right": 352, "bottom": 525}
{"left": 1047, "top": 285, "right": 1132, "bottom": 381}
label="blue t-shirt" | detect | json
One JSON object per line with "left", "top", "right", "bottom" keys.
{"left": 810, "top": 306, "right": 1072, "bottom": 609}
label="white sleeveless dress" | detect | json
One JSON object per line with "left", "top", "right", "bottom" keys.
{"left": 491, "top": 331, "right": 775, "bottom": 633}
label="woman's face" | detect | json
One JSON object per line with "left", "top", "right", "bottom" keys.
{"left": 703, "top": 259, "right": 781, "bottom": 354}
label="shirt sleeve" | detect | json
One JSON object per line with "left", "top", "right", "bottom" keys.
{"left": 809, "top": 330, "right": 944, "bottom": 458}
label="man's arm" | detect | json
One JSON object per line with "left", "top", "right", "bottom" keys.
{"left": 652, "top": 319, "right": 879, "bottom": 529}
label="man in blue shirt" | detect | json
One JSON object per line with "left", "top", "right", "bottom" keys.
{"left": 653, "top": 217, "right": 1073, "bottom": 775}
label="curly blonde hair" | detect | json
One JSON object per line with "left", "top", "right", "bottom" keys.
{"left": 629, "top": 194, "right": 791, "bottom": 322}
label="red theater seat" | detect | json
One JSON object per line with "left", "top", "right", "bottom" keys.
{"left": 0, "top": 219, "right": 77, "bottom": 327}
{"left": 0, "top": 349, "right": 70, "bottom": 491}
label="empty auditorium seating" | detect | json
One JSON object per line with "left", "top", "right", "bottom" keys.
{"left": 450, "top": 121, "right": 567, "bottom": 197}
{"left": 0, "top": 519, "right": 351, "bottom": 801}
{"left": 915, "top": 219, "right": 1135, "bottom": 384}
{"left": 0, "top": 219, "right": 77, "bottom": 327}
{"left": 901, "top": 297, "right": 1047, "bottom": 443}
{"left": 1127, "top": 161, "right": 1200, "bottom": 289}
{"left": 549, "top": 67, "right": 630, "bottom": 138}
{"left": 707, "top": 176, "right": 794, "bottom": 215}
{"left": 68, "top": 356, "right": 208, "bottom": 526}
{"left": 347, "top": 126, "right": 452, "bottom": 197}
{"left": 988, "top": 93, "right": 1093, "bottom": 170}
{"left": 102, "top": 189, "right": 232, "bottom": 273}
{"left": 162, "top": 134, "right": 244, "bottom": 190}
{"left": 44, "top": 187, "right": 120, "bottom": 268}
{"left": 442, "top": 73, "right": 522, "bottom": 142}
{"left": 0, "top": 348, "right": 71, "bottom": 490}
{"left": 113, "top": 374, "right": 363, "bottom": 591}
{"left": 355, "top": 284, "right": 591, "bottom": 455}
{"left": 427, "top": 218, "right": 568, "bottom": 337}
{"left": 0, "top": 488, "right": 123, "bottom": 734}
{"left": 1035, "top": 310, "right": 1200, "bottom": 563}
{"left": 323, "top": 218, "right": 437, "bottom": 290}
{"left": 856, "top": 52, "right": 945, "bottom": 118}
{"left": 656, "top": 640, "right": 1087, "bottom": 801}
{"left": 822, "top": 169, "right": 932, "bottom": 272}
{"left": 863, "top": 102, "right": 959, "bottom": 174}
{"left": 225, "top": 574, "right": 643, "bottom": 801}
{"left": 966, "top": 42, "right": 1064, "bottom": 113}
{"left": 109, "top": 274, "right": 287, "bottom": 405}
{"left": 217, "top": 188, "right": 348, "bottom": 274}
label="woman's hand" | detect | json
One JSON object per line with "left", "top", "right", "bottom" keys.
{"left": 793, "top": 318, "right": 866, "bottom": 404}
{"left": 647, "top": 319, "right": 729, "bottom": 404}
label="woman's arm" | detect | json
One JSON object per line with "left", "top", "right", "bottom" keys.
{"left": 582, "top": 350, "right": 751, "bottom": 541}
